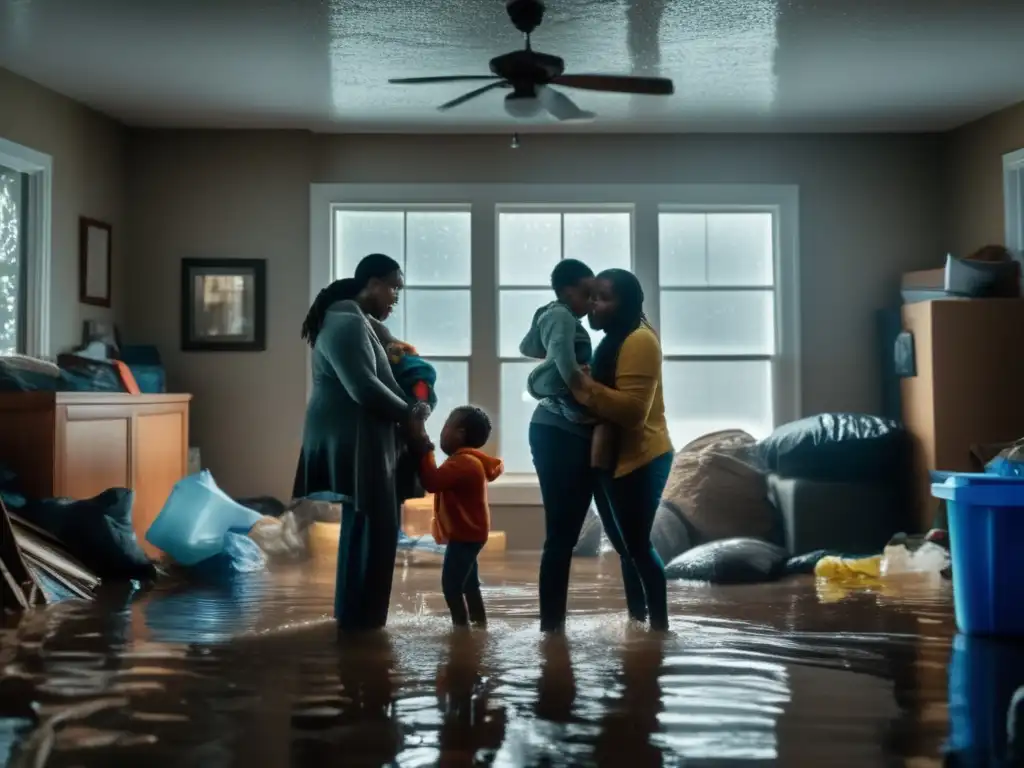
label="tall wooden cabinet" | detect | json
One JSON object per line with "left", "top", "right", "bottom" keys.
{"left": 900, "top": 299, "right": 1024, "bottom": 529}
{"left": 0, "top": 392, "right": 191, "bottom": 557}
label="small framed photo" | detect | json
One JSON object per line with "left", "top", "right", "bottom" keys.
{"left": 79, "top": 217, "right": 112, "bottom": 307}
{"left": 180, "top": 258, "right": 267, "bottom": 352}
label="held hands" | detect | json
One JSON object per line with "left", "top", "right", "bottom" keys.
{"left": 407, "top": 403, "right": 433, "bottom": 455}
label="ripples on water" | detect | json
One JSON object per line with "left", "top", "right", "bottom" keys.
{"left": 0, "top": 553, "right": 978, "bottom": 766}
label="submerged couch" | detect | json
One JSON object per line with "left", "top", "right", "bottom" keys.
{"left": 640, "top": 414, "right": 917, "bottom": 580}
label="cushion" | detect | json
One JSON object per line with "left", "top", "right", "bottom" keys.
{"left": 661, "top": 430, "right": 781, "bottom": 546}
{"left": 665, "top": 538, "right": 789, "bottom": 584}
{"left": 756, "top": 413, "right": 911, "bottom": 484}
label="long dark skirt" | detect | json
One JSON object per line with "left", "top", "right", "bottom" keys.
{"left": 335, "top": 502, "right": 400, "bottom": 631}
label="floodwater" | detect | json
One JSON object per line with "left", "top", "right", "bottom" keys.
{"left": 0, "top": 551, "right": 1013, "bottom": 766}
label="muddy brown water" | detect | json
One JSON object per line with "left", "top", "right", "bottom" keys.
{"left": 0, "top": 551, "right": 998, "bottom": 766}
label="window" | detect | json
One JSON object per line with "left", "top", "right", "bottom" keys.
{"left": 658, "top": 211, "right": 777, "bottom": 448}
{"left": 0, "top": 139, "right": 52, "bottom": 359}
{"left": 498, "top": 209, "right": 633, "bottom": 473}
{"left": 312, "top": 184, "right": 799, "bottom": 498}
{"left": 1004, "top": 148, "right": 1024, "bottom": 259}
{"left": 332, "top": 207, "right": 471, "bottom": 454}
{"left": 0, "top": 165, "right": 26, "bottom": 355}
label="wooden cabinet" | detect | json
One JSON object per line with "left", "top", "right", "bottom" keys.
{"left": 0, "top": 392, "right": 191, "bottom": 558}
{"left": 900, "top": 299, "right": 1024, "bottom": 530}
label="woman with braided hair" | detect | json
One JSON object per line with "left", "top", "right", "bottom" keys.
{"left": 295, "top": 253, "right": 430, "bottom": 631}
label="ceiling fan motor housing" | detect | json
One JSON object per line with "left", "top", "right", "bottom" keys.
{"left": 489, "top": 50, "right": 565, "bottom": 86}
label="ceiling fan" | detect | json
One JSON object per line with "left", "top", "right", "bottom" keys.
{"left": 387, "top": 0, "right": 675, "bottom": 123}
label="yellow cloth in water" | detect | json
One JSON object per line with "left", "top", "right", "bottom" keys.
{"left": 814, "top": 554, "right": 882, "bottom": 581}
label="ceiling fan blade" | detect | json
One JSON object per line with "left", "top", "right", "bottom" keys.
{"left": 389, "top": 75, "right": 500, "bottom": 84}
{"left": 536, "top": 86, "right": 595, "bottom": 123}
{"left": 552, "top": 74, "right": 675, "bottom": 96}
{"left": 438, "top": 81, "right": 506, "bottom": 111}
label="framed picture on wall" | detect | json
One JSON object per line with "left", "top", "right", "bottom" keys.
{"left": 79, "top": 217, "right": 112, "bottom": 307}
{"left": 180, "top": 258, "right": 267, "bottom": 352}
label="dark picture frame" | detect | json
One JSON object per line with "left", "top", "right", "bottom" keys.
{"left": 79, "top": 217, "right": 112, "bottom": 307}
{"left": 180, "top": 258, "right": 267, "bottom": 352}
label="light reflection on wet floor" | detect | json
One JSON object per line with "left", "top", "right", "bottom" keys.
{"left": 0, "top": 552, "right": 967, "bottom": 766}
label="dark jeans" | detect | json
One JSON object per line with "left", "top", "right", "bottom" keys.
{"left": 336, "top": 502, "right": 399, "bottom": 631}
{"left": 599, "top": 451, "right": 674, "bottom": 630}
{"left": 530, "top": 422, "right": 648, "bottom": 632}
{"left": 441, "top": 540, "right": 487, "bottom": 626}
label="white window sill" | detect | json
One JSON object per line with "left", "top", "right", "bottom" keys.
{"left": 489, "top": 473, "right": 543, "bottom": 506}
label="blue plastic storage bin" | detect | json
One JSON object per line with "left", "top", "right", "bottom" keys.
{"left": 146, "top": 471, "right": 263, "bottom": 566}
{"left": 932, "top": 473, "right": 1024, "bottom": 636}
{"left": 947, "top": 633, "right": 1024, "bottom": 762}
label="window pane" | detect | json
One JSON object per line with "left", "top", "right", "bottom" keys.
{"left": 659, "top": 290, "right": 775, "bottom": 355}
{"left": 563, "top": 212, "right": 632, "bottom": 274}
{"left": 498, "top": 213, "right": 561, "bottom": 286}
{"left": 334, "top": 210, "right": 404, "bottom": 279}
{"left": 0, "top": 167, "right": 24, "bottom": 355}
{"left": 499, "top": 289, "right": 605, "bottom": 359}
{"left": 403, "top": 289, "right": 470, "bottom": 356}
{"left": 706, "top": 212, "right": 774, "bottom": 286}
{"left": 658, "top": 213, "right": 707, "bottom": 287}
{"left": 498, "top": 289, "right": 549, "bottom": 358}
{"left": 662, "top": 360, "right": 774, "bottom": 449}
{"left": 405, "top": 211, "right": 471, "bottom": 287}
{"left": 426, "top": 361, "right": 469, "bottom": 458}
{"left": 500, "top": 361, "right": 541, "bottom": 474}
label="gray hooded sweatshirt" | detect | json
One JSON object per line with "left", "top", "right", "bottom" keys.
{"left": 518, "top": 301, "right": 594, "bottom": 423}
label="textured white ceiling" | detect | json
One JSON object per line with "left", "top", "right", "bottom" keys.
{"left": 1, "top": 0, "right": 1023, "bottom": 132}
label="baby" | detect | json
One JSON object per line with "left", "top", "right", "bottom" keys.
{"left": 518, "top": 259, "right": 596, "bottom": 423}
{"left": 413, "top": 405, "right": 504, "bottom": 628}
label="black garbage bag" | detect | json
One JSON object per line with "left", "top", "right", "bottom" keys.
{"left": 664, "top": 538, "right": 789, "bottom": 584}
{"left": 574, "top": 507, "right": 604, "bottom": 557}
{"left": 756, "top": 413, "right": 912, "bottom": 484}
{"left": 16, "top": 488, "right": 155, "bottom": 581}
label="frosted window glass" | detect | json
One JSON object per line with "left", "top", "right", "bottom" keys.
{"left": 662, "top": 360, "right": 774, "bottom": 450}
{"left": 403, "top": 289, "right": 471, "bottom": 356}
{"left": 426, "top": 361, "right": 469, "bottom": 457}
{"left": 405, "top": 212, "right": 471, "bottom": 287}
{"left": 500, "top": 361, "right": 542, "bottom": 474}
{"left": 563, "top": 212, "right": 632, "bottom": 275}
{"left": 658, "top": 213, "right": 707, "bottom": 287}
{"left": 334, "top": 211, "right": 404, "bottom": 279}
{"left": 659, "top": 290, "right": 775, "bottom": 355}
{"left": 706, "top": 212, "right": 774, "bottom": 286}
{"left": 499, "top": 213, "right": 561, "bottom": 286}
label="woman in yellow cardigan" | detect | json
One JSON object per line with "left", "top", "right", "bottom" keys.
{"left": 569, "top": 269, "right": 674, "bottom": 631}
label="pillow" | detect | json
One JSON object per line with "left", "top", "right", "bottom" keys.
{"left": 665, "top": 538, "right": 789, "bottom": 584}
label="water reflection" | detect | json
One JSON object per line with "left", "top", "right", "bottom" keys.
{"left": 0, "top": 554, "right": 967, "bottom": 765}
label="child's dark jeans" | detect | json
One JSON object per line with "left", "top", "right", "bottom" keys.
{"left": 441, "top": 540, "right": 486, "bottom": 626}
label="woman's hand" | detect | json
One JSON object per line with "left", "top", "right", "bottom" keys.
{"left": 569, "top": 366, "right": 596, "bottom": 396}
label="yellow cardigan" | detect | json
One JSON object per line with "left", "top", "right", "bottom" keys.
{"left": 575, "top": 324, "right": 673, "bottom": 478}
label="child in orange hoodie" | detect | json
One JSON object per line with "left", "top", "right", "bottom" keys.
{"left": 415, "top": 405, "right": 504, "bottom": 628}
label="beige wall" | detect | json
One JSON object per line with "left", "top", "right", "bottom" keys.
{"left": 124, "top": 130, "right": 946, "bottom": 501}
{"left": 0, "top": 68, "right": 127, "bottom": 351}
{"left": 945, "top": 100, "right": 1024, "bottom": 256}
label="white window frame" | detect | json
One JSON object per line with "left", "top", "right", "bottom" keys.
{"left": 1004, "top": 147, "right": 1024, "bottom": 257}
{"left": 0, "top": 137, "right": 52, "bottom": 358}
{"left": 310, "top": 184, "right": 800, "bottom": 505}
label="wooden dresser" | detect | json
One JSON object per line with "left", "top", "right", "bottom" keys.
{"left": 900, "top": 299, "right": 1024, "bottom": 530}
{"left": 0, "top": 392, "right": 191, "bottom": 557}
